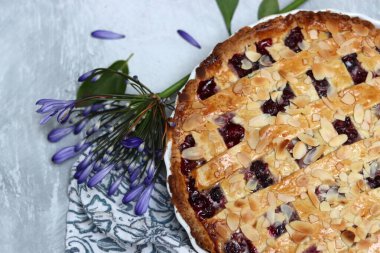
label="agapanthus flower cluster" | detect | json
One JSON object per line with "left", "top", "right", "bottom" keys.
{"left": 36, "top": 65, "right": 188, "bottom": 215}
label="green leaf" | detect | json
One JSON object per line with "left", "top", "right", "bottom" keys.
{"left": 280, "top": 0, "right": 308, "bottom": 13}
{"left": 215, "top": 0, "right": 239, "bottom": 35}
{"left": 258, "top": 0, "right": 279, "bottom": 20}
{"left": 76, "top": 57, "right": 131, "bottom": 104}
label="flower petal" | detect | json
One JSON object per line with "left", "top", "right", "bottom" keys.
{"left": 74, "top": 119, "right": 89, "bottom": 135}
{"left": 39, "top": 110, "right": 58, "bottom": 125}
{"left": 57, "top": 104, "right": 74, "bottom": 124}
{"left": 52, "top": 146, "right": 78, "bottom": 164}
{"left": 121, "top": 137, "right": 144, "bottom": 149}
{"left": 91, "top": 30, "right": 125, "bottom": 40}
{"left": 107, "top": 176, "right": 123, "bottom": 196}
{"left": 47, "top": 126, "right": 73, "bottom": 142}
{"left": 77, "top": 161, "right": 95, "bottom": 184}
{"left": 122, "top": 184, "right": 144, "bottom": 204}
{"left": 135, "top": 184, "right": 154, "bottom": 215}
{"left": 78, "top": 70, "right": 95, "bottom": 82}
{"left": 87, "top": 164, "right": 114, "bottom": 187}
{"left": 177, "top": 30, "right": 201, "bottom": 49}
{"left": 129, "top": 165, "right": 142, "bottom": 182}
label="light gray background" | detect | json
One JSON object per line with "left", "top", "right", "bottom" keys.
{"left": 1, "top": 0, "right": 379, "bottom": 252}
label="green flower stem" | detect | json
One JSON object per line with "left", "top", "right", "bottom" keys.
{"left": 158, "top": 74, "right": 190, "bottom": 99}
{"left": 280, "top": 0, "right": 308, "bottom": 13}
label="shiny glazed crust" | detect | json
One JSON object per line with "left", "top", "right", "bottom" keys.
{"left": 169, "top": 11, "right": 380, "bottom": 253}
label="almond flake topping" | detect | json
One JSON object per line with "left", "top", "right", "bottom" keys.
{"left": 341, "top": 92, "right": 355, "bottom": 105}
{"left": 293, "top": 141, "right": 307, "bottom": 159}
{"left": 181, "top": 147, "right": 203, "bottom": 160}
{"left": 329, "top": 134, "right": 348, "bottom": 147}
{"left": 245, "top": 50, "right": 261, "bottom": 62}
{"left": 290, "top": 220, "right": 313, "bottom": 235}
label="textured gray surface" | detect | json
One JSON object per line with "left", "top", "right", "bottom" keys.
{"left": 1, "top": 0, "right": 380, "bottom": 252}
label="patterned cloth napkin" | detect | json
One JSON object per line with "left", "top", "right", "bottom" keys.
{"left": 65, "top": 165, "right": 196, "bottom": 253}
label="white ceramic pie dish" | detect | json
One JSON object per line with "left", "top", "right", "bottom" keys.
{"left": 163, "top": 9, "right": 380, "bottom": 253}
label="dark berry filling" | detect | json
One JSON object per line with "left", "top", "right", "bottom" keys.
{"left": 284, "top": 27, "right": 304, "bottom": 53}
{"left": 306, "top": 70, "right": 330, "bottom": 98}
{"left": 229, "top": 53, "right": 260, "bottom": 78}
{"left": 255, "top": 38, "right": 275, "bottom": 63}
{"left": 197, "top": 78, "right": 218, "bottom": 100}
{"left": 333, "top": 117, "right": 360, "bottom": 145}
{"left": 224, "top": 232, "right": 257, "bottom": 253}
{"left": 303, "top": 245, "right": 321, "bottom": 253}
{"left": 261, "top": 83, "right": 295, "bottom": 116}
{"left": 218, "top": 119, "right": 245, "bottom": 148}
{"left": 267, "top": 203, "right": 299, "bottom": 238}
{"left": 245, "top": 160, "right": 275, "bottom": 191}
{"left": 268, "top": 223, "right": 286, "bottom": 238}
{"left": 315, "top": 185, "right": 345, "bottom": 202}
{"left": 180, "top": 158, "right": 205, "bottom": 176}
{"left": 256, "top": 38, "right": 272, "bottom": 55}
{"left": 180, "top": 134, "right": 195, "bottom": 152}
{"left": 187, "top": 178, "right": 226, "bottom": 220}
{"left": 366, "top": 161, "right": 380, "bottom": 189}
{"left": 342, "top": 53, "right": 368, "bottom": 85}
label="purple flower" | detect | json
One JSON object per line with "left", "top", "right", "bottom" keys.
{"left": 177, "top": 30, "right": 201, "bottom": 49}
{"left": 87, "top": 164, "right": 114, "bottom": 187}
{"left": 36, "top": 99, "right": 75, "bottom": 124}
{"left": 74, "top": 141, "right": 91, "bottom": 152}
{"left": 76, "top": 161, "right": 95, "bottom": 184}
{"left": 122, "top": 137, "right": 144, "bottom": 149}
{"left": 52, "top": 146, "right": 79, "bottom": 164}
{"left": 76, "top": 154, "right": 93, "bottom": 171}
{"left": 47, "top": 126, "right": 74, "bottom": 142}
{"left": 74, "top": 119, "right": 89, "bottom": 135}
{"left": 135, "top": 183, "right": 154, "bottom": 215}
{"left": 122, "top": 184, "right": 144, "bottom": 204}
{"left": 78, "top": 70, "right": 94, "bottom": 82}
{"left": 107, "top": 176, "right": 123, "bottom": 196}
{"left": 91, "top": 30, "right": 125, "bottom": 40}
{"left": 129, "top": 165, "right": 142, "bottom": 182}
{"left": 39, "top": 111, "right": 58, "bottom": 125}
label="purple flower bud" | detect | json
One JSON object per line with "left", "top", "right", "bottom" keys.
{"left": 77, "top": 161, "right": 95, "bottom": 184}
{"left": 74, "top": 119, "right": 89, "bottom": 135}
{"left": 121, "top": 137, "right": 144, "bottom": 149}
{"left": 57, "top": 103, "right": 75, "bottom": 124}
{"left": 107, "top": 176, "right": 123, "bottom": 196}
{"left": 78, "top": 70, "right": 94, "bottom": 82}
{"left": 76, "top": 154, "right": 93, "bottom": 171}
{"left": 93, "top": 160, "right": 103, "bottom": 172}
{"left": 129, "top": 165, "right": 142, "bottom": 183}
{"left": 177, "top": 30, "right": 201, "bottom": 49}
{"left": 91, "top": 30, "right": 125, "bottom": 40}
{"left": 52, "top": 146, "right": 78, "bottom": 164}
{"left": 74, "top": 141, "right": 91, "bottom": 152}
{"left": 82, "top": 106, "right": 92, "bottom": 117}
{"left": 137, "top": 143, "right": 145, "bottom": 153}
{"left": 135, "top": 183, "right": 154, "bottom": 215}
{"left": 47, "top": 126, "right": 74, "bottom": 142}
{"left": 39, "top": 110, "right": 58, "bottom": 125}
{"left": 122, "top": 184, "right": 144, "bottom": 204}
{"left": 91, "top": 103, "right": 104, "bottom": 112}
{"left": 87, "top": 164, "right": 114, "bottom": 187}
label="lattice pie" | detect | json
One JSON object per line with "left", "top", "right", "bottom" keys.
{"left": 168, "top": 11, "right": 380, "bottom": 253}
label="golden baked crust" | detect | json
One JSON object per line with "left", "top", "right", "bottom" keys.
{"left": 168, "top": 11, "right": 380, "bottom": 253}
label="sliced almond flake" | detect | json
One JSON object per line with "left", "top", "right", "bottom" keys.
{"left": 320, "top": 117, "right": 338, "bottom": 142}
{"left": 330, "top": 208, "right": 341, "bottom": 219}
{"left": 297, "top": 133, "right": 320, "bottom": 147}
{"left": 320, "top": 201, "right": 331, "bottom": 212}
{"left": 181, "top": 147, "right": 203, "bottom": 160}
{"left": 266, "top": 238, "right": 276, "bottom": 248}
{"left": 309, "top": 214, "right": 319, "bottom": 223}
{"left": 241, "top": 224, "right": 259, "bottom": 242}
{"left": 272, "top": 71, "right": 281, "bottom": 81}
{"left": 300, "top": 192, "right": 308, "bottom": 199}
{"left": 309, "top": 29, "right": 318, "bottom": 39}
{"left": 277, "top": 193, "right": 295, "bottom": 203}
{"left": 215, "top": 222, "right": 231, "bottom": 240}
{"left": 329, "top": 134, "right": 348, "bottom": 147}
{"left": 312, "top": 113, "right": 321, "bottom": 122}
{"left": 335, "top": 238, "right": 345, "bottom": 250}
{"left": 290, "top": 220, "right": 313, "bottom": 235}
{"left": 303, "top": 145, "right": 325, "bottom": 165}
{"left": 226, "top": 212, "right": 240, "bottom": 231}
{"left": 298, "top": 40, "right": 310, "bottom": 51}
{"left": 236, "top": 152, "right": 251, "bottom": 168}
{"left": 267, "top": 192, "right": 276, "bottom": 207}
{"left": 296, "top": 174, "right": 309, "bottom": 187}
{"left": 321, "top": 97, "right": 335, "bottom": 111}
{"left": 354, "top": 104, "right": 364, "bottom": 124}
{"left": 339, "top": 172, "right": 348, "bottom": 182}
{"left": 241, "top": 58, "right": 253, "bottom": 70}
{"left": 334, "top": 112, "right": 346, "bottom": 121}
{"left": 293, "top": 141, "right": 307, "bottom": 159}
{"left": 245, "top": 50, "right": 261, "bottom": 62}
{"left": 183, "top": 114, "right": 204, "bottom": 131}
{"left": 247, "top": 129, "right": 260, "bottom": 150}
{"left": 259, "top": 55, "right": 273, "bottom": 67}
{"left": 292, "top": 95, "right": 311, "bottom": 108}
{"left": 311, "top": 169, "right": 334, "bottom": 182}
{"left": 249, "top": 114, "right": 271, "bottom": 128}
{"left": 288, "top": 117, "right": 301, "bottom": 127}
{"left": 246, "top": 101, "right": 261, "bottom": 110}
{"left": 341, "top": 92, "right": 355, "bottom": 105}
{"left": 366, "top": 71, "right": 373, "bottom": 83}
